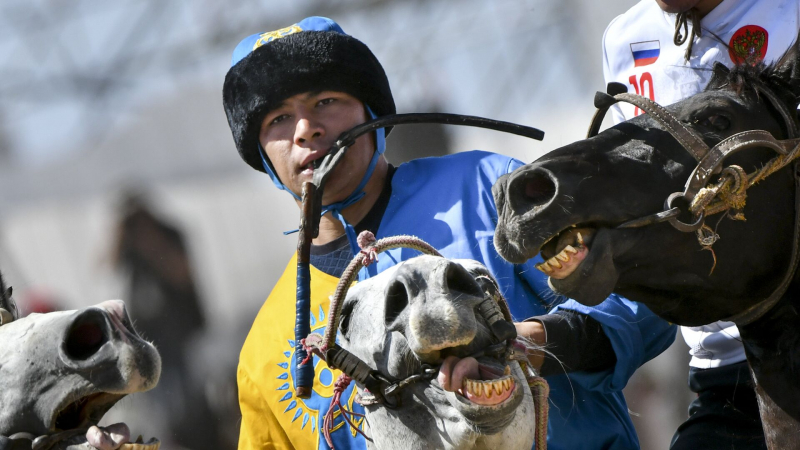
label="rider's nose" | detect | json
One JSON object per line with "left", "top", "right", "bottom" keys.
{"left": 294, "top": 117, "right": 324, "bottom": 145}
{"left": 506, "top": 166, "right": 558, "bottom": 216}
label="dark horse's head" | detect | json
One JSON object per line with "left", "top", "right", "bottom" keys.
{"left": 493, "top": 36, "right": 800, "bottom": 327}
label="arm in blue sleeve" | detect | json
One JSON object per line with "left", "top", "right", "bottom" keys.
{"left": 514, "top": 255, "right": 675, "bottom": 390}
{"left": 550, "top": 295, "right": 677, "bottom": 392}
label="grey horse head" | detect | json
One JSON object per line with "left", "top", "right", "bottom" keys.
{"left": 0, "top": 277, "right": 161, "bottom": 450}
{"left": 337, "top": 256, "right": 536, "bottom": 450}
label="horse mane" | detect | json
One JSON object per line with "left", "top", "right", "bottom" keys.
{"left": 0, "top": 270, "right": 14, "bottom": 317}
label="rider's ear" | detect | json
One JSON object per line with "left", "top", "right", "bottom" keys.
{"left": 707, "top": 62, "right": 731, "bottom": 90}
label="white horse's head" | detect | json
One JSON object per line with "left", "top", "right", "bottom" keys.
{"left": 337, "top": 256, "right": 537, "bottom": 450}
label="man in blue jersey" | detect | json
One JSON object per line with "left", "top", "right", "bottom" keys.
{"left": 223, "top": 16, "right": 675, "bottom": 450}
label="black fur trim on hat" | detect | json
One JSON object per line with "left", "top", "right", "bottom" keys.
{"left": 223, "top": 31, "right": 395, "bottom": 173}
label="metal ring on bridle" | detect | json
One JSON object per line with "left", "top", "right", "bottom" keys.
{"left": 665, "top": 192, "right": 705, "bottom": 232}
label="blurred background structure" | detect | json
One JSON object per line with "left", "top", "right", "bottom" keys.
{"left": 0, "top": 0, "right": 692, "bottom": 448}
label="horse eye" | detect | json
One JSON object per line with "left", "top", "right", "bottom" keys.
{"left": 695, "top": 114, "right": 730, "bottom": 131}
{"left": 339, "top": 301, "right": 355, "bottom": 336}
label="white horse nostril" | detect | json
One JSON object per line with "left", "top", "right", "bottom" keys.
{"left": 64, "top": 310, "right": 108, "bottom": 361}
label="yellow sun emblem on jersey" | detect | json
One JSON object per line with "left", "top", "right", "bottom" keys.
{"left": 274, "top": 305, "right": 365, "bottom": 437}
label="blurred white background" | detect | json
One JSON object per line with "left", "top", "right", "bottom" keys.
{"left": 0, "top": 1, "right": 692, "bottom": 448}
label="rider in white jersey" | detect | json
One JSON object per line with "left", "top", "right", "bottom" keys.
{"left": 603, "top": 0, "right": 800, "bottom": 448}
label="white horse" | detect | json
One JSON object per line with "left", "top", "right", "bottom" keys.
{"left": 309, "top": 250, "right": 546, "bottom": 450}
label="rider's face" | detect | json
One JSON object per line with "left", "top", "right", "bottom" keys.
{"left": 258, "top": 91, "right": 376, "bottom": 204}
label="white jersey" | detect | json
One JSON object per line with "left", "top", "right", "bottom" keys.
{"left": 602, "top": 0, "right": 800, "bottom": 368}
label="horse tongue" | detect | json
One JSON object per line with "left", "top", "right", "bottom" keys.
{"left": 437, "top": 356, "right": 481, "bottom": 391}
{"left": 86, "top": 423, "right": 130, "bottom": 450}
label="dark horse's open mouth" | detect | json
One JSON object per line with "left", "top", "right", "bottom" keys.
{"left": 502, "top": 216, "right": 622, "bottom": 306}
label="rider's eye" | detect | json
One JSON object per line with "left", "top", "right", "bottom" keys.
{"left": 694, "top": 114, "right": 730, "bottom": 131}
{"left": 317, "top": 98, "right": 336, "bottom": 106}
{"left": 269, "top": 114, "right": 290, "bottom": 126}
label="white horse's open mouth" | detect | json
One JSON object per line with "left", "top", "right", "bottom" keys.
{"left": 439, "top": 354, "right": 524, "bottom": 410}
{"left": 48, "top": 389, "right": 160, "bottom": 450}
{"left": 459, "top": 361, "right": 516, "bottom": 406}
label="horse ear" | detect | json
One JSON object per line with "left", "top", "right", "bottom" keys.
{"left": 706, "top": 62, "right": 731, "bottom": 90}
{"left": 771, "top": 33, "right": 800, "bottom": 100}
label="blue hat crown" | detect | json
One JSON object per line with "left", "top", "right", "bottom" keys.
{"left": 230, "top": 17, "right": 346, "bottom": 67}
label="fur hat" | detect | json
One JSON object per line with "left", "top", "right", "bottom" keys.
{"left": 223, "top": 17, "right": 395, "bottom": 173}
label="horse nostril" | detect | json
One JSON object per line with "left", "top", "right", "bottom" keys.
{"left": 508, "top": 168, "right": 558, "bottom": 214}
{"left": 444, "top": 262, "right": 484, "bottom": 299}
{"left": 64, "top": 309, "right": 109, "bottom": 360}
{"left": 384, "top": 280, "right": 410, "bottom": 328}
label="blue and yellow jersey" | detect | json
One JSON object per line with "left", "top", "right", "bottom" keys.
{"left": 238, "top": 255, "right": 365, "bottom": 450}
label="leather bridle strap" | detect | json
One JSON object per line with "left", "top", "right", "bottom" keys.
{"left": 682, "top": 131, "right": 800, "bottom": 202}
{"left": 755, "top": 83, "right": 800, "bottom": 139}
{"left": 587, "top": 82, "right": 709, "bottom": 161}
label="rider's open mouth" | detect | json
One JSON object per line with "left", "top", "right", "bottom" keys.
{"left": 537, "top": 226, "right": 597, "bottom": 279}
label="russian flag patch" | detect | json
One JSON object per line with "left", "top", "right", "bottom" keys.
{"left": 630, "top": 40, "right": 660, "bottom": 67}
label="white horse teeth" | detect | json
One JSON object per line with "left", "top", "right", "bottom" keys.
{"left": 555, "top": 252, "right": 570, "bottom": 262}
{"left": 547, "top": 257, "right": 562, "bottom": 269}
{"left": 577, "top": 232, "right": 584, "bottom": 245}
{"left": 564, "top": 245, "right": 578, "bottom": 254}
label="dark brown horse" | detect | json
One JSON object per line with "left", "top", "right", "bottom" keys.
{"left": 492, "top": 35, "right": 800, "bottom": 449}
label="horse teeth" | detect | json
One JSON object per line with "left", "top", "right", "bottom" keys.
{"left": 504, "top": 365, "right": 511, "bottom": 376}
{"left": 484, "top": 383, "right": 493, "bottom": 398}
{"left": 556, "top": 252, "right": 570, "bottom": 262}
{"left": 564, "top": 245, "right": 578, "bottom": 254}
{"left": 535, "top": 262, "right": 552, "bottom": 274}
{"left": 577, "top": 232, "right": 584, "bottom": 245}
{"left": 547, "top": 257, "right": 562, "bottom": 269}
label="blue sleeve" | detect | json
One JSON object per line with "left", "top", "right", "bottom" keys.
{"left": 550, "top": 295, "right": 676, "bottom": 392}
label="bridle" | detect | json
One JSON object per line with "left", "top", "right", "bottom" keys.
{"left": 301, "top": 232, "right": 549, "bottom": 450}
{"left": 587, "top": 81, "right": 800, "bottom": 325}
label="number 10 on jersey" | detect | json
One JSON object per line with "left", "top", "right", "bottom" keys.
{"left": 628, "top": 72, "right": 654, "bottom": 116}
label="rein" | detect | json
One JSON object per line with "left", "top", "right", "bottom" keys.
{"left": 292, "top": 113, "right": 545, "bottom": 398}
{"left": 587, "top": 82, "right": 800, "bottom": 325}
